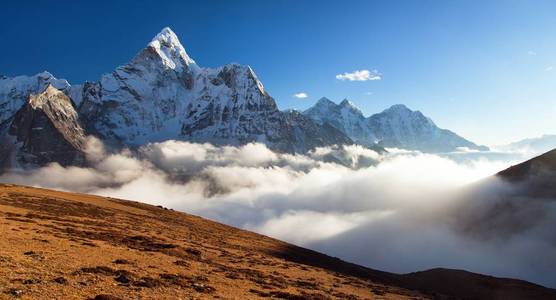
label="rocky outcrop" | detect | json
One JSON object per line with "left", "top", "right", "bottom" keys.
{"left": 0, "top": 72, "right": 70, "bottom": 128}
{"left": 0, "top": 85, "right": 86, "bottom": 169}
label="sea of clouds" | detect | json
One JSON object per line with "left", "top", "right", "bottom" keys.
{"left": 2, "top": 138, "right": 555, "bottom": 287}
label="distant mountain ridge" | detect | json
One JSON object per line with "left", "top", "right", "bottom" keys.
{"left": 497, "top": 134, "right": 556, "bottom": 155}
{"left": 304, "top": 98, "right": 488, "bottom": 152}
{"left": 304, "top": 97, "right": 376, "bottom": 146}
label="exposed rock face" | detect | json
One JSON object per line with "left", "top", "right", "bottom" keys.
{"left": 304, "top": 100, "right": 488, "bottom": 153}
{"left": 0, "top": 85, "right": 86, "bottom": 169}
{"left": 0, "top": 72, "right": 70, "bottom": 127}
{"left": 274, "top": 110, "right": 353, "bottom": 153}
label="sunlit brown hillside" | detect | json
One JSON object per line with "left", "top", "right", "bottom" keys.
{"left": 1, "top": 184, "right": 554, "bottom": 300}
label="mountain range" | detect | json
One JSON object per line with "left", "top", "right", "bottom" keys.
{"left": 1, "top": 27, "right": 486, "bottom": 170}
{"left": 0, "top": 28, "right": 350, "bottom": 169}
{"left": 497, "top": 134, "right": 556, "bottom": 156}
{"left": 303, "top": 97, "right": 489, "bottom": 152}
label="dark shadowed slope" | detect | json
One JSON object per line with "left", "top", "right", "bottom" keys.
{"left": 0, "top": 184, "right": 554, "bottom": 299}
{"left": 496, "top": 148, "right": 556, "bottom": 198}
{"left": 456, "top": 148, "right": 556, "bottom": 237}
{"left": 400, "top": 268, "right": 556, "bottom": 300}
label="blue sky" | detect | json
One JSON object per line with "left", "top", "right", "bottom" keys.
{"left": 1, "top": 0, "right": 555, "bottom": 145}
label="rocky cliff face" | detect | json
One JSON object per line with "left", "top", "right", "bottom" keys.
{"left": 0, "top": 72, "right": 71, "bottom": 128}
{"left": 0, "top": 85, "right": 86, "bottom": 169}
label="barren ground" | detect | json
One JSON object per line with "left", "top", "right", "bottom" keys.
{"left": 1, "top": 184, "right": 555, "bottom": 300}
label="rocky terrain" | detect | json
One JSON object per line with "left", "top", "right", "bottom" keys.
{"left": 1, "top": 183, "right": 555, "bottom": 300}
{"left": 0, "top": 85, "right": 87, "bottom": 169}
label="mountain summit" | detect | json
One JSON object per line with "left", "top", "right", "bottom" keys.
{"left": 147, "top": 27, "right": 200, "bottom": 72}
{"left": 368, "top": 104, "right": 488, "bottom": 152}
{"left": 0, "top": 28, "right": 352, "bottom": 169}
{"left": 304, "top": 99, "right": 488, "bottom": 152}
{"left": 304, "top": 97, "right": 375, "bottom": 146}
{"left": 0, "top": 28, "right": 488, "bottom": 170}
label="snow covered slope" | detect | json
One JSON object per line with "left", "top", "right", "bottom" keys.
{"left": 304, "top": 97, "right": 376, "bottom": 146}
{"left": 0, "top": 72, "right": 70, "bottom": 127}
{"left": 304, "top": 99, "right": 488, "bottom": 153}
{"left": 367, "top": 104, "right": 488, "bottom": 152}
{"left": 74, "top": 27, "right": 351, "bottom": 152}
{"left": 0, "top": 27, "right": 351, "bottom": 165}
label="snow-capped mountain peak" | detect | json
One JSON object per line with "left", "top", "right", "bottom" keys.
{"left": 304, "top": 97, "right": 375, "bottom": 146}
{"left": 147, "top": 27, "right": 199, "bottom": 73}
{"left": 384, "top": 103, "right": 410, "bottom": 111}
{"left": 0, "top": 72, "right": 71, "bottom": 127}
{"left": 58, "top": 28, "right": 351, "bottom": 152}
{"left": 339, "top": 99, "right": 363, "bottom": 114}
{"left": 304, "top": 99, "right": 488, "bottom": 152}
{"left": 368, "top": 104, "right": 487, "bottom": 152}
{"left": 315, "top": 97, "right": 335, "bottom": 106}
{"left": 339, "top": 98, "right": 355, "bottom": 107}
{"left": 379, "top": 104, "right": 435, "bottom": 127}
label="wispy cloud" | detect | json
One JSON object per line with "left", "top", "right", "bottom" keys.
{"left": 293, "top": 92, "right": 308, "bottom": 99}
{"left": 365, "top": 91, "right": 374, "bottom": 96}
{"left": 528, "top": 50, "right": 537, "bottom": 56}
{"left": 336, "top": 69, "right": 381, "bottom": 81}
{"left": 546, "top": 66, "right": 553, "bottom": 72}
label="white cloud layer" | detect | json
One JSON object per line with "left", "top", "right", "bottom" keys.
{"left": 293, "top": 92, "right": 308, "bottom": 99}
{"left": 1, "top": 140, "right": 555, "bottom": 288}
{"left": 336, "top": 69, "right": 381, "bottom": 81}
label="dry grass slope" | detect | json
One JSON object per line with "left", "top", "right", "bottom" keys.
{"left": 0, "top": 183, "right": 554, "bottom": 300}
{"left": 0, "top": 184, "right": 423, "bottom": 300}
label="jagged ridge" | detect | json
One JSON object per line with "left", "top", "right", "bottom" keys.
{"left": 0, "top": 27, "right": 353, "bottom": 170}
{"left": 304, "top": 99, "right": 488, "bottom": 152}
